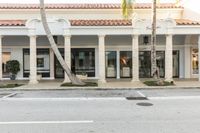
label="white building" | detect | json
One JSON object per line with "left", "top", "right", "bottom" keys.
{"left": 0, "top": 3, "right": 200, "bottom": 84}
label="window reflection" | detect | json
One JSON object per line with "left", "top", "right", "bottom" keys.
{"left": 192, "top": 49, "right": 198, "bottom": 74}
{"left": 120, "top": 51, "right": 132, "bottom": 78}
{"left": 106, "top": 51, "right": 116, "bottom": 78}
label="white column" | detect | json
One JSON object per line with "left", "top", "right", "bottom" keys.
{"left": 165, "top": 34, "right": 173, "bottom": 81}
{"left": 184, "top": 45, "right": 191, "bottom": 78}
{"left": 98, "top": 35, "right": 106, "bottom": 83}
{"left": 50, "top": 48, "right": 55, "bottom": 79}
{"left": 116, "top": 51, "right": 120, "bottom": 79}
{"left": 29, "top": 35, "right": 38, "bottom": 84}
{"left": 131, "top": 35, "right": 139, "bottom": 82}
{"left": 198, "top": 35, "right": 200, "bottom": 81}
{"left": 0, "top": 36, "right": 2, "bottom": 80}
{"left": 64, "top": 35, "right": 71, "bottom": 83}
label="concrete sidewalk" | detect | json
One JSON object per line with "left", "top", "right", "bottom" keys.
{"left": 0, "top": 79, "right": 200, "bottom": 90}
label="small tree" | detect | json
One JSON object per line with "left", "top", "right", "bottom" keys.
{"left": 6, "top": 60, "right": 20, "bottom": 80}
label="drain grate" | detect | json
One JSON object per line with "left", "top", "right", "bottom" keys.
{"left": 136, "top": 102, "right": 153, "bottom": 106}
{"left": 126, "top": 97, "right": 147, "bottom": 100}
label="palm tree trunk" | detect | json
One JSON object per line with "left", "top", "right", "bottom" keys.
{"left": 151, "top": 0, "right": 159, "bottom": 79}
{"left": 39, "top": 0, "right": 85, "bottom": 85}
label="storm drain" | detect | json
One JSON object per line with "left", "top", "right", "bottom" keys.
{"left": 136, "top": 102, "right": 153, "bottom": 106}
{"left": 126, "top": 97, "right": 148, "bottom": 100}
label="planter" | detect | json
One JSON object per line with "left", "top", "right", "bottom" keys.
{"left": 76, "top": 74, "right": 88, "bottom": 80}
{"left": 10, "top": 74, "right": 16, "bottom": 80}
{"left": 37, "top": 74, "right": 42, "bottom": 80}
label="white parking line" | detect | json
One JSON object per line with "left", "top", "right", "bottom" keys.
{"left": 0, "top": 120, "right": 94, "bottom": 125}
{"left": 136, "top": 91, "right": 146, "bottom": 98}
{"left": 148, "top": 96, "right": 200, "bottom": 100}
{"left": 2, "top": 93, "right": 17, "bottom": 98}
{"left": 0, "top": 97, "right": 126, "bottom": 101}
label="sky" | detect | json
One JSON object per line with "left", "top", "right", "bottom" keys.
{"left": 0, "top": 0, "right": 199, "bottom": 13}
{"left": 0, "top": 0, "right": 176, "bottom": 3}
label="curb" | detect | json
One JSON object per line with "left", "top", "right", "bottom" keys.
{"left": 1, "top": 86, "right": 200, "bottom": 91}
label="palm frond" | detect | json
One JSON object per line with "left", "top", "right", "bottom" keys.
{"left": 121, "top": 0, "right": 135, "bottom": 19}
{"left": 175, "top": 0, "right": 180, "bottom": 6}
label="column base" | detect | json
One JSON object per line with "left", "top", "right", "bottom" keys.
{"left": 98, "top": 79, "right": 106, "bottom": 84}
{"left": 63, "top": 73, "right": 71, "bottom": 83}
{"left": 131, "top": 78, "right": 140, "bottom": 82}
{"left": 63, "top": 79, "right": 71, "bottom": 83}
{"left": 29, "top": 79, "right": 38, "bottom": 84}
{"left": 165, "top": 78, "right": 173, "bottom": 82}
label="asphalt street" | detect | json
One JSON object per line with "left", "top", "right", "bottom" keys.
{"left": 0, "top": 89, "right": 200, "bottom": 133}
{"left": 0, "top": 98, "right": 200, "bottom": 133}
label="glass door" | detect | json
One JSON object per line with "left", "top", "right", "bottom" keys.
{"left": 192, "top": 49, "right": 198, "bottom": 75}
{"left": 139, "top": 51, "right": 151, "bottom": 78}
{"left": 2, "top": 52, "right": 11, "bottom": 78}
{"left": 54, "top": 49, "right": 64, "bottom": 78}
{"left": 106, "top": 51, "right": 117, "bottom": 78}
{"left": 156, "top": 51, "right": 165, "bottom": 78}
{"left": 173, "top": 50, "right": 179, "bottom": 77}
{"left": 120, "top": 51, "right": 132, "bottom": 78}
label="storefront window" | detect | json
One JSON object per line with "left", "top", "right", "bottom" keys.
{"left": 173, "top": 51, "right": 179, "bottom": 77}
{"left": 192, "top": 49, "right": 198, "bottom": 74}
{"left": 71, "top": 48, "right": 95, "bottom": 77}
{"left": 106, "top": 51, "right": 117, "bottom": 78}
{"left": 156, "top": 51, "right": 165, "bottom": 77}
{"left": 2, "top": 52, "right": 11, "bottom": 78}
{"left": 139, "top": 51, "right": 151, "bottom": 78}
{"left": 120, "top": 51, "right": 132, "bottom": 78}
{"left": 23, "top": 49, "right": 50, "bottom": 77}
{"left": 139, "top": 51, "right": 165, "bottom": 78}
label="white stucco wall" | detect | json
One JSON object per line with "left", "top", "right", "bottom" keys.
{"left": 0, "top": 9, "right": 182, "bottom": 20}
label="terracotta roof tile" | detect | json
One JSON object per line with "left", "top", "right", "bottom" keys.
{"left": 0, "top": 3, "right": 183, "bottom": 10}
{"left": 0, "top": 20, "right": 26, "bottom": 26}
{"left": 0, "top": 19, "right": 199, "bottom": 27}
{"left": 70, "top": 19, "right": 132, "bottom": 26}
{"left": 175, "top": 19, "right": 200, "bottom": 25}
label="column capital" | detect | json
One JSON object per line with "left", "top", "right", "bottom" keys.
{"left": 0, "top": 35, "right": 4, "bottom": 39}
{"left": 131, "top": 34, "right": 139, "bottom": 38}
{"left": 166, "top": 34, "right": 173, "bottom": 37}
{"left": 98, "top": 34, "right": 106, "bottom": 38}
{"left": 28, "top": 35, "right": 37, "bottom": 38}
{"left": 63, "top": 35, "right": 71, "bottom": 38}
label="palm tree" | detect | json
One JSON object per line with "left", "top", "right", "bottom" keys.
{"left": 39, "top": 0, "right": 85, "bottom": 85}
{"left": 121, "top": 0, "right": 180, "bottom": 79}
{"left": 121, "top": 0, "right": 158, "bottom": 79}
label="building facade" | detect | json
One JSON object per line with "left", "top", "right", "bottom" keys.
{"left": 0, "top": 3, "right": 200, "bottom": 84}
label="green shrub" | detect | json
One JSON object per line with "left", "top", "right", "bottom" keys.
{"left": 144, "top": 80, "right": 174, "bottom": 86}
{"left": 6, "top": 60, "right": 20, "bottom": 75}
{"left": 61, "top": 82, "right": 98, "bottom": 87}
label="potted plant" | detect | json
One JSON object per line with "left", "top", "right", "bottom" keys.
{"left": 6, "top": 60, "right": 20, "bottom": 80}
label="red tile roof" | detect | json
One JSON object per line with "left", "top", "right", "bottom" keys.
{"left": 0, "top": 20, "right": 26, "bottom": 26}
{"left": 175, "top": 19, "right": 200, "bottom": 25}
{"left": 0, "top": 3, "right": 183, "bottom": 10}
{"left": 0, "top": 19, "right": 199, "bottom": 27}
{"left": 70, "top": 19, "right": 132, "bottom": 26}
